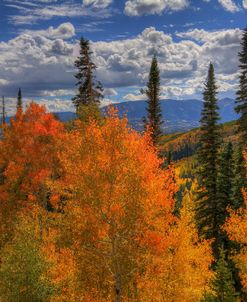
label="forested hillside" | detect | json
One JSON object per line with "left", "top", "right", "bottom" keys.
{"left": 160, "top": 120, "right": 238, "bottom": 161}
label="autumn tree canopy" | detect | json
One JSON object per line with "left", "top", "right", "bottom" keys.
{"left": 0, "top": 104, "right": 214, "bottom": 302}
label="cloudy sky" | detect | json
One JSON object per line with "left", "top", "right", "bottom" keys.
{"left": 0, "top": 0, "right": 247, "bottom": 113}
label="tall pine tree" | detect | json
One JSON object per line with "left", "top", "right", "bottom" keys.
{"left": 216, "top": 142, "right": 234, "bottom": 249}
{"left": 196, "top": 63, "right": 220, "bottom": 257}
{"left": 17, "top": 88, "right": 22, "bottom": 111}
{"left": 231, "top": 28, "right": 247, "bottom": 214}
{"left": 203, "top": 249, "right": 238, "bottom": 302}
{"left": 142, "top": 55, "right": 163, "bottom": 146}
{"left": 231, "top": 145, "right": 246, "bottom": 209}
{"left": 235, "top": 28, "right": 247, "bottom": 144}
{"left": 72, "top": 37, "right": 103, "bottom": 112}
{"left": 1, "top": 96, "right": 5, "bottom": 125}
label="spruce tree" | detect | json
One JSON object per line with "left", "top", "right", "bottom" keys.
{"left": 216, "top": 142, "right": 234, "bottom": 247}
{"left": 216, "top": 143, "right": 243, "bottom": 295}
{"left": 235, "top": 28, "right": 247, "bottom": 144}
{"left": 1, "top": 96, "right": 5, "bottom": 125}
{"left": 142, "top": 55, "right": 163, "bottom": 146}
{"left": 196, "top": 63, "right": 220, "bottom": 256}
{"left": 210, "top": 249, "right": 238, "bottom": 302}
{"left": 17, "top": 88, "right": 22, "bottom": 110}
{"left": 231, "top": 145, "right": 246, "bottom": 209}
{"left": 72, "top": 37, "right": 103, "bottom": 112}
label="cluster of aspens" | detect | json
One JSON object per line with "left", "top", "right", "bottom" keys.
{"left": 0, "top": 28, "right": 247, "bottom": 302}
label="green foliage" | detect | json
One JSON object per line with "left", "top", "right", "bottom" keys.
{"left": 213, "top": 143, "right": 234, "bottom": 256}
{"left": 17, "top": 88, "right": 22, "bottom": 111}
{"left": 0, "top": 214, "right": 54, "bottom": 302}
{"left": 1, "top": 96, "right": 6, "bottom": 125}
{"left": 196, "top": 63, "right": 221, "bottom": 250}
{"left": 77, "top": 103, "right": 103, "bottom": 123}
{"left": 72, "top": 37, "right": 103, "bottom": 111}
{"left": 142, "top": 55, "right": 163, "bottom": 146}
{"left": 231, "top": 145, "right": 246, "bottom": 209}
{"left": 204, "top": 249, "right": 238, "bottom": 302}
{"left": 235, "top": 28, "right": 247, "bottom": 144}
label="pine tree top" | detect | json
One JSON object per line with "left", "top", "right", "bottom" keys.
{"left": 72, "top": 36, "right": 103, "bottom": 110}
{"left": 142, "top": 55, "right": 163, "bottom": 146}
{"left": 17, "top": 88, "right": 22, "bottom": 110}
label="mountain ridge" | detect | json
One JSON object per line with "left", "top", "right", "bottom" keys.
{"left": 55, "top": 97, "right": 237, "bottom": 133}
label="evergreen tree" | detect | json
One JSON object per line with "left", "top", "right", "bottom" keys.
{"left": 235, "top": 28, "right": 247, "bottom": 144}
{"left": 215, "top": 142, "right": 234, "bottom": 248}
{"left": 214, "top": 142, "right": 237, "bottom": 262}
{"left": 231, "top": 145, "right": 246, "bottom": 209}
{"left": 17, "top": 88, "right": 22, "bottom": 110}
{"left": 196, "top": 63, "right": 220, "bottom": 256}
{"left": 72, "top": 37, "right": 103, "bottom": 112}
{"left": 1, "top": 96, "right": 5, "bottom": 125}
{"left": 141, "top": 55, "right": 163, "bottom": 146}
{"left": 207, "top": 249, "right": 238, "bottom": 302}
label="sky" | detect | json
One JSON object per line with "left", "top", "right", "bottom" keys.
{"left": 0, "top": 0, "right": 247, "bottom": 114}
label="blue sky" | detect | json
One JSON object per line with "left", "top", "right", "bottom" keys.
{"left": 0, "top": 0, "right": 247, "bottom": 113}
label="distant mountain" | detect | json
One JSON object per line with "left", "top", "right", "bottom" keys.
{"left": 54, "top": 98, "right": 237, "bottom": 133}
{"left": 54, "top": 111, "right": 76, "bottom": 122}
{"left": 104, "top": 97, "right": 237, "bottom": 133}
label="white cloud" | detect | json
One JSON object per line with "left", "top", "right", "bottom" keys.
{"left": 100, "top": 98, "right": 119, "bottom": 107}
{"left": 83, "top": 0, "right": 113, "bottom": 9}
{"left": 0, "top": 79, "right": 9, "bottom": 86}
{"left": 243, "top": 0, "right": 247, "bottom": 9}
{"left": 123, "top": 93, "right": 146, "bottom": 101}
{"left": 103, "top": 88, "right": 118, "bottom": 96}
{"left": 0, "top": 23, "right": 75, "bottom": 99}
{"left": 41, "top": 89, "right": 75, "bottom": 97}
{"left": 5, "top": 0, "right": 113, "bottom": 25}
{"left": 22, "top": 23, "right": 75, "bottom": 39}
{"left": 0, "top": 24, "right": 243, "bottom": 111}
{"left": 177, "top": 28, "right": 242, "bottom": 44}
{"left": 2, "top": 97, "right": 75, "bottom": 117}
{"left": 124, "top": 0, "right": 189, "bottom": 16}
{"left": 218, "top": 0, "right": 240, "bottom": 12}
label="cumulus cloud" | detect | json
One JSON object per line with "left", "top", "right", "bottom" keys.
{"left": 177, "top": 28, "right": 242, "bottom": 44}
{"left": 0, "top": 23, "right": 75, "bottom": 99}
{"left": 92, "top": 26, "right": 241, "bottom": 96}
{"left": 123, "top": 93, "right": 146, "bottom": 101}
{"left": 0, "top": 24, "right": 243, "bottom": 111}
{"left": 0, "top": 95, "right": 75, "bottom": 117}
{"left": 22, "top": 23, "right": 76, "bottom": 39}
{"left": 124, "top": 0, "right": 189, "bottom": 16}
{"left": 218, "top": 0, "right": 240, "bottom": 12}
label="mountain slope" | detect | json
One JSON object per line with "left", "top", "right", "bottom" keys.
{"left": 113, "top": 98, "right": 237, "bottom": 133}
{"left": 55, "top": 98, "right": 237, "bottom": 133}
{"left": 159, "top": 120, "right": 238, "bottom": 161}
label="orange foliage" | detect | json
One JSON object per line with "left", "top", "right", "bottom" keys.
{"left": 50, "top": 112, "right": 177, "bottom": 300}
{"left": 0, "top": 104, "right": 214, "bottom": 301}
{"left": 50, "top": 111, "right": 213, "bottom": 301}
{"left": 0, "top": 103, "right": 64, "bottom": 247}
{"left": 138, "top": 187, "right": 214, "bottom": 302}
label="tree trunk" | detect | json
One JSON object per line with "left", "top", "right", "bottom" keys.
{"left": 115, "top": 272, "right": 122, "bottom": 302}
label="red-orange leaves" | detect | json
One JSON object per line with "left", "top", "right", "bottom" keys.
{"left": 0, "top": 103, "right": 64, "bottom": 247}
{"left": 0, "top": 104, "right": 214, "bottom": 301}
{"left": 52, "top": 113, "right": 178, "bottom": 301}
